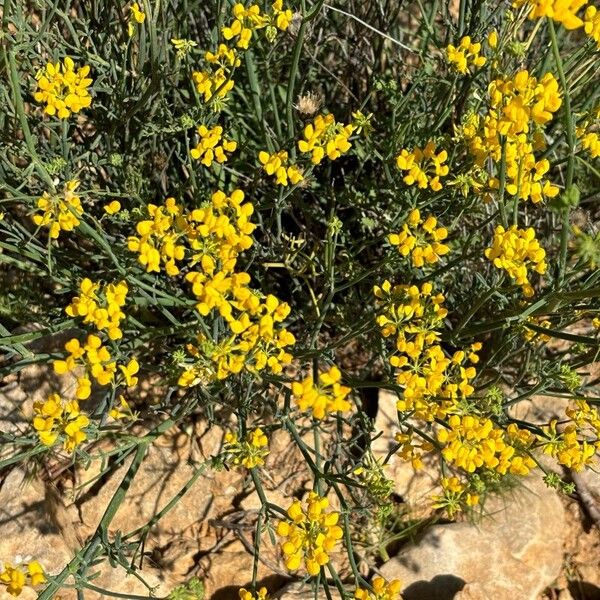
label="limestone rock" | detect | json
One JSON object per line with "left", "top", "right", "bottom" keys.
{"left": 372, "top": 391, "right": 440, "bottom": 509}
{"left": 380, "top": 476, "right": 565, "bottom": 600}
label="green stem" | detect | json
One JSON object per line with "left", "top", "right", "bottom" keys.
{"left": 548, "top": 19, "right": 575, "bottom": 285}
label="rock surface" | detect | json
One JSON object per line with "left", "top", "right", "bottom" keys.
{"left": 380, "top": 476, "right": 566, "bottom": 600}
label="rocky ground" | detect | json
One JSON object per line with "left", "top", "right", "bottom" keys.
{"left": 1, "top": 359, "right": 599, "bottom": 600}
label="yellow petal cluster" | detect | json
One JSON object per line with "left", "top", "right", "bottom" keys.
{"left": 457, "top": 70, "right": 562, "bottom": 204}
{"left": 276, "top": 493, "right": 343, "bottom": 576}
{"left": 239, "top": 588, "right": 270, "bottom": 600}
{"left": 191, "top": 124, "right": 237, "bottom": 166}
{"left": 584, "top": 5, "right": 600, "bottom": 45}
{"left": 0, "top": 561, "right": 46, "bottom": 597}
{"left": 65, "top": 278, "right": 128, "bottom": 340}
{"left": 192, "top": 2, "right": 292, "bottom": 104}
{"left": 355, "top": 576, "right": 403, "bottom": 600}
{"left": 33, "top": 393, "right": 90, "bottom": 453}
{"left": 437, "top": 415, "right": 537, "bottom": 475}
{"left": 374, "top": 280, "right": 483, "bottom": 421}
{"left": 34, "top": 57, "right": 92, "bottom": 118}
{"left": 395, "top": 141, "right": 448, "bottom": 191}
{"left": 576, "top": 105, "right": 600, "bottom": 159}
{"left": 388, "top": 208, "right": 450, "bottom": 267}
{"left": 53, "top": 335, "right": 138, "bottom": 398}
{"left": 32, "top": 179, "right": 83, "bottom": 239}
{"left": 258, "top": 150, "right": 304, "bottom": 186}
{"left": 540, "top": 400, "right": 600, "bottom": 471}
{"left": 292, "top": 366, "right": 351, "bottom": 420}
{"left": 127, "top": 197, "right": 186, "bottom": 275}
{"left": 513, "top": 0, "right": 587, "bottom": 30}
{"left": 485, "top": 225, "right": 547, "bottom": 297}
{"left": 298, "top": 113, "right": 355, "bottom": 165}
{"left": 142, "top": 190, "right": 295, "bottom": 383}
{"left": 446, "top": 36, "right": 486, "bottom": 74}
{"left": 224, "top": 427, "right": 270, "bottom": 468}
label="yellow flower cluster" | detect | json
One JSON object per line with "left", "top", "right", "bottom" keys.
{"left": 193, "top": 2, "right": 292, "bottom": 104}
{"left": 488, "top": 70, "right": 562, "bottom": 136}
{"left": 65, "top": 278, "right": 128, "bottom": 340}
{"left": 54, "top": 335, "right": 139, "bottom": 399}
{"left": 584, "top": 5, "right": 600, "bottom": 45}
{"left": 277, "top": 493, "right": 343, "bottom": 576}
{"left": 139, "top": 190, "right": 295, "bottom": 383}
{"left": 576, "top": 105, "right": 600, "bottom": 159}
{"left": 395, "top": 141, "right": 449, "bottom": 191}
{"left": 374, "top": 280, "right": 483, "bottom": 421}
{"left": 355, "top": 577, "right": 403, "bottom": 600}
{"left": 0, "top": 561, "right": 45, "bottom": 597}
{"left": 458, "top": 70, "right": 562, "bottom": 204}
{"left": 513, "top": 0, "right": 587, "bottom": 30}
{"left": 191, "top": 125, "right": 237, "bottom": 166}
{"left": 437, "top": 416, "right": 537, "bottom": 475}
{"left": 298, "top": 113, "right": 355, "bottom": 165}
{"left": 258, "top": 150, "right": 304, "bottom": 186}
{"left": 432, "top": 476, "right": 481, "bottom": 516}
{"left": 388, "top": 208, "right": 450, "bottom": 267}
{"left": 223, "top": 427, "right": 269, "bottom": 468}
{"left": 33, "top": 393, "right": 90, "bottom": 453}
{"left": 540, "top": 400, "right": 600, "bottom": 471}
{"left": 485, "top": 225, "right": 547, "bottom": 297}
{"left": 127, "top": 197, "right": 186, "bottom": 275}
{"left": 239, "top": 588, "right": 269, "bottom": 600}
{"left": 446, "top": 36, "right": 486, "bottom": 74}
{"left": 292, "top": 366, "right": 351, "bottom": 420}
{"left": 34, "top": 57, "right": 92, "bottom": 118}
{"left": 32, "top": 179, "right": 83, "bottom": 239}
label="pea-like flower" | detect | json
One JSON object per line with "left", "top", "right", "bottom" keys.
{"left": 355, "top": 576, "right": 403, "bottom": 600}
{"left": 224, "top": 427, "right": 269, "bottom": 468}
{"left": 191, "top": 125, "right": 237, "bottom": 167}
{"left": 32, "top": 179, "right": 83, "bottom": 239}
{"left": 34, "top": 57, "right": 92, "bottom": 119}
{"left": 446, "top": 36, "right": 486, "bottom": 74}
{"left": 485, "top": 225, "right": 547, "bottom": 297}
{"left": 277, "top": 493, "right": 344, "bottom": 576}
{"left": 292, "top": 366, "right": 351, "bottom": 420}
{"left": 395, "top": 141, "right": 448, "bottom": 191}
{"left": 388, "top": 208, "right": 449, "bottom": 267}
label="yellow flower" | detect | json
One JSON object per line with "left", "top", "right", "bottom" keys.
{"left": 292, "top": 366, "right": 351, "bottom": 420}
{"left": 190, "top": 125, "right": 237, "bottom": 166}
{"left": 513, "top": 0, "right": 587, "bottom": 29}
{"left": 33, "top": 393, "right": 90, "bottom": 453}
{"left": 32, "top": 179, "right": 83, "bottom": 239}
{"left": 258, "top": 150, "right": 303, "bottom": 186}
{"left": 395, "top": 141, "right": 448, "bottom": 191}
{"left": 355, "top": 576, "right": 403, "bottom": 600}
{"left": 1, "top": 561, "right": 46, "bottom": 597}
{"left": 239, "top": 588, "right": 270, "bottom": 600}
{"left": 224, "top": 427, "right": 270, "bottom": 468}
{"left": 34, "top": 57, "right": 92, "bottom": 119}
{"left": 104, "top": 200, "right": 121, "bottom": 215}
{"left": 298, "top": 113, "right": 355, "bottom": 165}
{"left": 446, "top": 36, "right": 486, "bottom": 74}
{"left": 485, "top": 225, "right": 547, "bottom": 297}
{"left": 277, "top": 493, "right": 344, "bottom": 576}
{"left": 388, "top": 208, "right": 450, "bottom": 267}
{"left": 584, "top": 5, "right": 600, "bottom": 45}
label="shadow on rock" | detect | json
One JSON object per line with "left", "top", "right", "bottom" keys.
{"left": 403, "top": 574, "right": 466, "bottom": 600}
{"left": 569, "top": 581, "right": 600, "bottom": 600}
